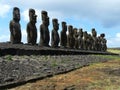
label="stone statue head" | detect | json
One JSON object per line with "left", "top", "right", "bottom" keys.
{"left": 100, "top": 33, "right": 105, "bottom": 38}
{"left": 79, "top": 28, "right": 83, "bottom": 37}
{"left": 41, "top": 10, "right": 49, "bottom": 26}
{"left": 68, "top": 25, "right": 73, "bottom": 35}
{"left": 88, "top": 34, "right": 92, "bottom": 38}
{"left": 29, "top": 9, "right": 37, "bottom": 24}
{"left": 43, "top": 17, "right": 49, "bottom": 26}
{"left": 41, "top": 10, "right": 48, "bottom": 20}
{"left": 73, "top": 28, "right": 78, "bottom": 35}
{"left": 83, "top": 31, "right": 88, "bottom": 39}
{"left": 52, "top": 18, "right": 59, "bottom": 31}
{"left": 13, "top": 7, "right": 20, "bottom": 22}
{"left": 92, "top": 28, "right": 97, "bottom": 37}
{"left": 46, "top": 17, "right": 49, "bottom": 26}
{"left": 62, "top": 21, "right": 67, "bottom": 32}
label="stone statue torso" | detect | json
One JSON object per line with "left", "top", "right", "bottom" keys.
{"left": 10, "top": 20, "right": 21, "bottom": 43}
{"left": 40, "top": 24, "right": 50, "bottom": 46}
{"left": 27, "top": 22, "right": 37, "bottom": 45}
{"left": 60, "top": 31, "right": 67, "bottom": 46}
{"left": 51, "top": 30, "right": 60, "bottom": 47}
{"left": 67, "top": 34, "right": 74, "bottom": 48}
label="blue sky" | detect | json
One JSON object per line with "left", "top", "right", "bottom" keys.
{"left": 0, "top": 0, "right": 120, "bottom": 47}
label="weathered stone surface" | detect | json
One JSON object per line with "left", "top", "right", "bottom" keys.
{"left": 0, "top": 55, "right": 115, "bottom": 89}
{"left": 51, "top": 18, "right": 60, "bottom": 47}
{"left": 91, "top": 28, "right": 98, "bottom": 51}
{"left": 100, "top": 33, "right": 107, "bottom": 51}
{"left": 78, "top": 28, "right": 83, "bottom": 50}
{"left": 26, "top": 9, "right": 37, "bottom": 45}
{"left": 9, "top": 7, "right": 22, "bottom": 44}
{"left": 39, "top": 11, "right": 50, "bottom": 47}
{"left": 60, "top": 21, "right": 67, "bottom": 48}
{"left": 83, "top": 31, "right": 88, "bottom": 50}
{"left": 73, "top": 28, "right": 79, "bottom": 49}
{"left": 67, "top": 25, "right": 75, "bottom": 49}
{"left": 0, "top": 43, "right": 117, "bottom": 56}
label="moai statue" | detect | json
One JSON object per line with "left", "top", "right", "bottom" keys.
{"left": 26, "top": 9, "right": 37, "bottom": 45}
{"left": 97, "top": 36, "right": 102, "bottom": 51}
{"left": 39, "top": 11, "right": 50, "bottom": 47}
{"left": 91, "top": 28, "right": 98, "bottom": 51}
{"left": 87, "top": 34, "right": 93, "bottom": 50}
{"left": 60, "top": 21, "right": 67, "bottom": 48}
{"left": 100, "top": 33, "right": 107, "bottom": 51}
{"left": 83, "top": 31, "right": 88, "bottom": 50}
{"left": 73, "top": 28, "right": 79, "bottom": 49}
{"left": 9, "top": 7, "right": 22, "bottom": 44}
{"left": 78, "top": 28, "right": 83, "bottom": 50}
{"left": 67, "top": 25, "right": 75, "bottom": 49}
{"left": 51, "top": 18, "right": 60, "bottom": 47}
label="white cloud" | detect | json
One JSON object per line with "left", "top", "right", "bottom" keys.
{"left": 116, "top": 33, "right": 120, "bottom": 38}
{"left": 21, "top": 10, "right": 29, "bottom": 22}
{"left": 0, "top": 3, "right": 11, "bottom": 18}
{"left": 2, "top": 0, "right": 120, "bottom": 28}
{"left": 107, "top": 33, "right": 120, "bottom": 47}
{"left": 0, "top": 34, "right": 10, "bottom": 42}
{"left": 21, "top": 29, "right": 27, "bottom": 43}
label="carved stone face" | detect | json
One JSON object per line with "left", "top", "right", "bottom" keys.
{"left": 100, "top": 33, "right": 105, "bottom": 38}
{"left": 33, "top": 15, "right": 37, "bottom": 23}
{"left": 13, "top": 8, "right": 20, "bottom": 21}
{"left": 29, "top": 9, "right": 37, "bottom": 24}
{"left": 41, "top": 11, "right": 49, "bottom": 26}
{"left": 46, "top": 17, "right": 49, "bottom": 26}
{"left": 79, "top": 29, "right": 83, "bottom": 33}
{"left": 68, "top": 26, "right": 73, "bottom": 35}
{"left": 83, "top": 31, "right": 88, "bottom": 38}
{"left": 92, "top": 28, "right": 97, "bottom": 37}
{"left": 74, "top": 28, "right": 77, "bottom": 35}
{"left": 43, "top": 17, "right": 49, "bottom": 26}
{"left": 62, "top": 22, "right": 67, "bottom": 32}
{"left": 53, "top": 19, "right": 59, "bottom": 31}
{"left": 79, "top": 29, "right": 83, "bottom": 37}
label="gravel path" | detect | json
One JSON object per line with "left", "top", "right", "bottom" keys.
{"left": 0, "top": 55, "right": 112, "bottom": 89}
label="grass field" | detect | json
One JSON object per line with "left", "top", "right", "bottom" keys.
{"left": 107, "top": 48, "right": 120, "bottom": 54}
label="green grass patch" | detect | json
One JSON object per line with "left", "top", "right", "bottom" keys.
{"left": 51, "top": 60, "right": 58, "bottom": 67}
{"left": 107, "top": 49, "right": 120, "bottom": 54}
{"left": 96, "top": 55, "right": 120, "bottom": 60}
{"left": 5, "top": 55, "right": 13, "bottom": 61}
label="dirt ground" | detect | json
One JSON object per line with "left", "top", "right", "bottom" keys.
{"left": 10, "top": 59, "right": 120, "bottom": 90}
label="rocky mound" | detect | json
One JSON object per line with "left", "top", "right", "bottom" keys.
{"left": 0, "top": 55, "right": 113, "bottom": 89}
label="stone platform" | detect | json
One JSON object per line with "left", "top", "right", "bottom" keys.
{"left": 0, "top": 43, "right": 118, "bottom": 56}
